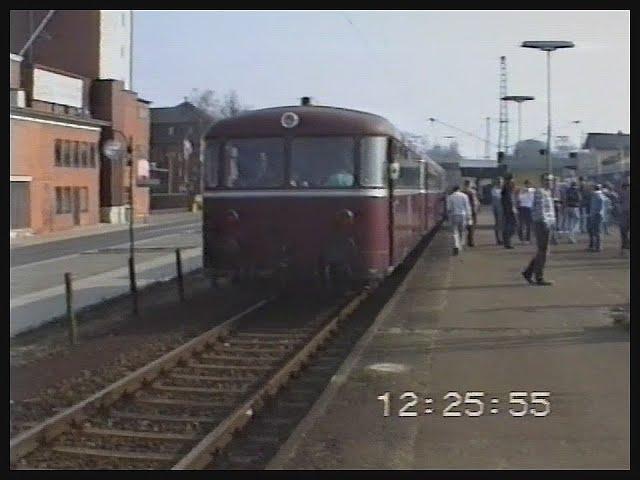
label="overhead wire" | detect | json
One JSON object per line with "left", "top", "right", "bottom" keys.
{"left": 429, "top": 117, "right": 501, "bottom": 150}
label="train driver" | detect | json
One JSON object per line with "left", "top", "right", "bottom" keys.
{"left": 324, "top": 156, "right": 354, "bottom": 187}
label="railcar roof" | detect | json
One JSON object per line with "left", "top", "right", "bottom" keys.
{"left": 206, "top": 105, "right": 402, "bottom": 139}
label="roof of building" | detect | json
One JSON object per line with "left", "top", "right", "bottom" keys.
{"left": 151, "top": 101, "right": 215, "bottom": 124}
{"left": 584, "top": 132, "right": 630, "bottom": 151}
{"left": 10, "top": 105, "right": 111, "bottom": 128}
{"left": 459, "top": 158, "right": 498, "bottom": 169}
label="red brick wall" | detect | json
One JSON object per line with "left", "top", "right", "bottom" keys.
{"left": 10, "top": 116, "right": 101, "bottom": 233}
{"left": 90, "top": 80, "right": 150, "bottom": 219}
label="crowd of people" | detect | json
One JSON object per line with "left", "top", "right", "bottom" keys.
{"left": 446, "top": 174, "right": 630, "bottom": 286}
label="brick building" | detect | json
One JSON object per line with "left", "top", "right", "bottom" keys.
{"left": 150, "top": 101, "right": 214, "bottom": 192}
{"left": 10, "top": 10, "right": 150, "bottom": 235}
{"left": 149, "top": 101, "right": 215, "bottom": 209}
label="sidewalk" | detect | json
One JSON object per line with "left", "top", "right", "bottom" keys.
{"left": 269, "top": 210, "right": 629, "bottom": 469}
{"left": 10, "top": 211, "right": 201, "bottom": 248}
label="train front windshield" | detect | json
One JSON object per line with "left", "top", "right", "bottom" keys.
{"left": 205, "top": 136, "right": 388, "bottom": 190}
{"left": 290, "top": 137, "right": 355, "bottom": 188}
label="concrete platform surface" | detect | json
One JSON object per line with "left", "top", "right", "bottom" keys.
{"left": 10, "top": 227, "right": 202, "bottom": 337}
{"left": 269, "top": 210, "right": 630, "bottom": 470}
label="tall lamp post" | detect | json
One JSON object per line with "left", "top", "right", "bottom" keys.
{"left": 103, "top": 130, "right": 138, "bottom": 315}
{"left": 521, "top": 40, "right": 575, "bottom": 177}
{"left": 501, "top": 95, "right": 535, "bottom": 163}
{"left": 572, "top": 120, "right": 583, "bottom": 149}
{"left": 443, "top": 135, "right": 457, "bottom": 149}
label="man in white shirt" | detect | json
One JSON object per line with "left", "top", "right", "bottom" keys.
{"left": 522, "top": 174, "right": 556, "bottom": 286}
{"left": 517, "top": 179, "right": 534, "bottom": 243}
{"left": 447, "top": 185, "right": 472, "bottom": 256}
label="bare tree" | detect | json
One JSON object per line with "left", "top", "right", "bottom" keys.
{"left": 188, "top": 88, "right": 222, "bottom": 119}
{"left": 188, "top": 88, "right": 250, "bottom": 119}
{"left": 220, "top": 90, "right": 244, "bottom": 118}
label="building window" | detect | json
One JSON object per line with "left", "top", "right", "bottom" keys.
{"left": 55, "top": 187, "right": 72, "bottom": 214}
{"left": 168, "top": 126, "right": 175, "bottom": 136}
{"left": 72, "top": 141, "right": 80, "bottom": 167}
{"left": 90, "top": 143, "right": 97, "bottom": 167}
{"left": 80, "top": 142, "right": 88, "bottom": 167}
{"left": 54, "top": 139, "right": 62, "bottom": 166}
{"left": 64, "top": 187, "right": 71, "bottom": 213}
{"left": 55, "top": 187, "right": 63, "bottom": 213}
{"left": 63, "top": 140, "right": 71, "bottom": 166}
{"left": 80, "top": 187, "right": 89, "bottom": 212}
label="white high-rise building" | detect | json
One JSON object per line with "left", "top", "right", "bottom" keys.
{"left": 99, "top": 10, "right": 133, "bottom": 90}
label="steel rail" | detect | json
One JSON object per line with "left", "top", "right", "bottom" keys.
{"left": 172, "top": 285, "right": 375, "bottom": 469}
{"left": 9, "top": 298, "right": 271, "bottom": 464}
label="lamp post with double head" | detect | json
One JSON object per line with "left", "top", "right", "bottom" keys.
{"left": 521, "top": 40, "right": 575, "bottom": 177}
{"left": 103, "top": 130, "right": 138, "bottom": 315}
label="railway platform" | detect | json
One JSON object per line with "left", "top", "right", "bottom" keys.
{"left": 269, "top": 209, "right": 630, "bottom": 469}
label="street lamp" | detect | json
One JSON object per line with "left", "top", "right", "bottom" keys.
{"left": 501, "top": 95, "right": 535, "bottom": 162}
{"left": 443, "top": 135, "right": 456, "bottom": 148}
{"left": 521, "top": 40, "right": 575, "bottom": 176}
{"left": 572, "top": 120, "right": 583, "bottom": 149}
{"left": 102, "top": 130, "right": 138, "bottom": 315}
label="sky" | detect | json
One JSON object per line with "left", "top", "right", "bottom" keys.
{"left": 133, "top": 10, "right": 630, "bottom": 158}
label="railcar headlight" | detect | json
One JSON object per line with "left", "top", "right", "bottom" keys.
{"left": 223, "top": 209, "right": 240, "bottom": 227}
{"left": 335, "top": 209, "right": 355, "bottom": 227}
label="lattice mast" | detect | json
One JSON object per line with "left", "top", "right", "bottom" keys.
{"left": 498, "top": 56, "right": 509, "bottom": 157}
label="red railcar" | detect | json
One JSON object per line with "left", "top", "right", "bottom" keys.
{"left": 202, "top": 100, "right": 446, "bottom": 286}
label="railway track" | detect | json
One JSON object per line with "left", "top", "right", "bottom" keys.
{"left": 10, "top": 287, "right": 373, "bottom": 470}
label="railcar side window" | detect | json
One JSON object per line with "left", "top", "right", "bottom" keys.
{"left": 396, "top": 164, "right": 422, "bottom": 189}
{"left": 204, "top": 141, "right": 219, "bottom": 188}
{"left": 221, "top": 138, "right": 285, "bottom": 188}
{"left": 360, "top": 136, "right": 387, "bottom": 187}
{"left": 291, "top": 137, "right": 355, "bottom": 188}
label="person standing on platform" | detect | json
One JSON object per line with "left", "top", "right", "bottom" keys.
{"left": 461, "top": 180, "right": 479, "bottom": 247}
{"left": 501, "top": 175, "right": 518, "bottom": 249}
{"left": 491, "top": 177, "right": 504, "bottom": 245}
{"left": 447, "top": 185, "right": 472, "bottom": 256}
{"left": 517, "top": 179, "right": 534, "bottom": 243}
{"left": 588, "top": 184, "right": 607, "bottom": 252}
{"left": 550, "top": 179, "right": 562, "bottom": 245}
{"left": 522, "top": 173, "right": 556, "bottom": 286}
{"left": 602, "top": 183, "right": 618, "bottom": 236}
{"left": 618, "top": 181, "right": 630, "bottom": 254}
{"left": 579, "top": 177, "right": 590, "bottom": 233}
{"left": 564, "top": 181, "right": 582, "bottom": 244}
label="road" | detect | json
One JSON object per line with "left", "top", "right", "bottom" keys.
{"left": 10, "top": 216, "right": 203, "bottom": 337}
{"left": 10, "top": 217, "right": 201, "bottom": 268}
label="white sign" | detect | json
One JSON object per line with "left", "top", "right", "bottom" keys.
{"left": 137, "top": 159, "right": 150, "bottom": 183}
{"left": 183, "top": 139, "right": 193, "bottom": 158}
{"left": 32, "top": 68, "right": 83, "bottom": 108}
